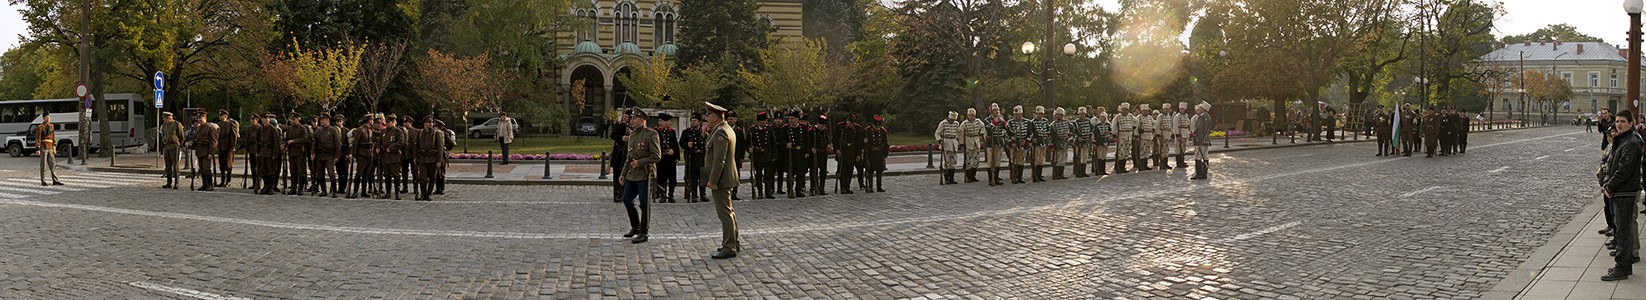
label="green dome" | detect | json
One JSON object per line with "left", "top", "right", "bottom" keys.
{"left": 574, "top": 40, "right": 601, "bottom": 54}
{"left": 616, "top": 41, "right": 643, "bottom": 56}
{"left": 654, "top": 43, "right": 678, "bottom": 57}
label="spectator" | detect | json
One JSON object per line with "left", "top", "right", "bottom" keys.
{"left": 497, "top": 112, "right": 515, "bottom": 165}
{"left": 1600, "top": 110, "right": 1641, "bottom": 281}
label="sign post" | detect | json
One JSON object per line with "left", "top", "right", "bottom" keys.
{"left": 154, "top": 72, "right": 164, "bottom": 167}
{"left": 73, "top": 83, "right": 88, "bottom": 165}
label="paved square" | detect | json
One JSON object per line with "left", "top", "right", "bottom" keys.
{"left": 0, "top": 127, "right": 1597, "bottom": 299}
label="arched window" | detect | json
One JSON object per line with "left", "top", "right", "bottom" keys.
{"left": 654, "top": 4, "right": 676, "bottom": 46}
{"left": 616, "top": 2, "right": 638, "bottom": 45}
{"left": 576, "top": 6, "right": 598, "bottom": 42}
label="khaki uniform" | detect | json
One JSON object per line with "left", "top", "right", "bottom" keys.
{"left": 312, "top": 124, "right": 343, "bottom": 196}
{"left": 377, "top": 126, "right": 405, "bottom": 199}
{"left": 705, "top": 120, "right": 740, "bottom": 254}
{"left": 349, "top": 125, "right": 377, "bottom": 198}
{"left": 254, "top": 122, "right": 284, "bottom": 194}
{"left": 1006, "top": 116, "right": 1032, "bottom": 183}
{"left": 960, "top": 118, "right": 985, "bottom": 170}
{"left": 935, "top": 119, "right": 961, "bottom": 170}
{"left": 413, "top": 125, "right": 448, "bottom": 200}
{"left": 215, "top": 119, "right": 239, "bottom": 187}
{"left": 984, "top": 115, "right": 1010, "bottom": 185}
{"left": 161, "top": 119, "right": 185, "bottom": 186}
{"left": 1137, "top": 113, "right": 1157, "bottom": 170}
{"left": 191, "top": 121, "right": 219, "bottom": 189}
{"left": 283, "top": 122, "right": 311, "bottom": 194}
{"left": 1154, "top": 112, "right": 1171, "bottom": 167}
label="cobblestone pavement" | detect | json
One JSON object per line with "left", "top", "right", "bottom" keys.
{"left": 0, "top": 126, "right": 1596, "bottom": 299}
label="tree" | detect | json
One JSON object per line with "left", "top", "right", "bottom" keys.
{"left": 890, "top": 0, "right": 969, "bottom": 133}
{"left": 619, "top": 54, "right": 674, "bottom": 108}
{"left": 419, "top": 49, "right": 509, "bottom": 149}
{"left": 678, "top": 0, "right": 767, "bottom": 103}
{"left": 261, "top": 39, "right": 365, "bottom": 113}
{"left": 739, "top": 38, "right": 831, "bottom": 108}
{"left": 670, "top": 62, "right": 721, "bottom": 107}
{"left": 1502, "top": 23, "right": 1604, "bottom": 44}
{"left": 1520, "top": 69, "right": 1571, "bottom": 123}
{"left": 353, "top": 40, "right": 410, "bottom": 112}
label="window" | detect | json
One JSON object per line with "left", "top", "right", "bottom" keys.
{"left": 653, "top": 4, "right": 676, "bottom": 46}
{"left": 615, "top": 2, "right": 638, "bottom": 45}
{"left": 1562, "top": 72, "right": 1573, "bottom": 85}
{"left": 575, "top": 6, "right": 598, "bottom": 43}
{"left": 1613, "top": 73, "right": 1621, "bottom": 87}
{"left": 1590, "top": 72, "right": 1600, "bottom": 87}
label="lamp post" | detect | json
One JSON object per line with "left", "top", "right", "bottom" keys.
{"left": 1022, "top": 41, "right": 1078, "bottom": 108}
{"left": 1627, "top": 0, "right": 1643, "bottom": 117}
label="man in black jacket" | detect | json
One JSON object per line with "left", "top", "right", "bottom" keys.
{"left": 1601, "top": 110, "right": 1641, "bottom": 281}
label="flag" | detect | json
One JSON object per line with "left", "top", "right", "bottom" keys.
{"left": 1391, "top": 107, "right": 1401, "bottom": 147}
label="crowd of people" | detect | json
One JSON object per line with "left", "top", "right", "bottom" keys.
{"left": 934, "top": 101, "right": 1215, "bottom": 184}
{"left": 1366, "top": 103, "right": 1472, "bottom": 158}
{"left": 149, "top": 109, "right": 457, "bottom": 201}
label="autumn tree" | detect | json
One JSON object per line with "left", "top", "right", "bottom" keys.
{"left": 354, "top": 40, "right": 409, "bottom": 112}
{"left": 1502, "top": 23, "right": 1604, "bottom": 44}
{"left": 261, "top": 39, "right": 365, "bottom": 113}
{"left": 739, "top": 38, "right": 832, "bottom": 108}
{"left": 618, "top": 54, "right": 675, "bottom": 108}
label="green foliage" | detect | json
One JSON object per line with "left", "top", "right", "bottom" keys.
{"left": 739, "top": 38, "right": 831, "bottom": 108}
{"left": 677, "top": 0, "right": 766, "bottom": 78}
{"left": 1502, "top": 23, "right": 1604, "bottom": 44}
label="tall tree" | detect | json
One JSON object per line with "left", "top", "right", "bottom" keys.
{"left": 891, "top": 0, "right": 969, "bottom": 133}
{"left": 678, "top": 0, "right": 766, "bottom": 76}
{"left": 738, "top": 38, "right": 831, "bottom": 108}
{"left": 1501, "top": 23, "right": 1604, "bottom": 44}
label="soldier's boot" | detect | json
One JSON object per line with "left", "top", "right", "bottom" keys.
{"left": 198, "top": 175, "right": 214, "bottom": 191}
{"left": 1140, "top": 158, "right": 1154, "bottom": 171}
{"left": 875, "top": 173, "right": 885, "bottom": 192}
{"left": 1052, "top": 166, "right": 1066, "bottom": 180}
{"left": 1010, "top": 165, "right": 1025, "bottom": 184}
{"left": 992, "top": 169, "right": 1004, "bottom": 185}
{"left": 435, "top": 178, "right": 445, "bottom": 195}
{"left": 1032, "top": 165, "right": 1046, "bottom": 182}
{"left": 1176, "top": 154, "right": 1187, "bottom": 170}
{"left": 943, "top": 170, "right": 958, "bottom": 185}
{"left": 965, "top": 169, "right": 979, "bottom": 183}
{"left": 1191, "top": 160, "right": 1209, "bottom": 180}
{"left": 1096, "top": 159, "right": 1108, "bottom": 175}
{"left": 1114, "top": 159, "right": 1127, "bottom": 174}
{"left": 1074, "top": 163, "right": 1088, "bottom": 178}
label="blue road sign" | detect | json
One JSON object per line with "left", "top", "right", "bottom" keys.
{"left": 154, "top": 89, "right": 164, "bottom": 109}
{"left": 153, "top": 72, "right": 165, "bottom": 90}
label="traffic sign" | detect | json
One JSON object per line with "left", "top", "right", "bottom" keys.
{"left": 74, "top": 84, "right": 88, "bottom": 98}
{"left": 154, "top": 89, "right": 164, "bottom": 109}
{"left": 153, "top": 72, "right": 165, "bottom": 90}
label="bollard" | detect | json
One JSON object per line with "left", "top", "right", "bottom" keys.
{"left": 542, "top": 151, "right": 553, "bottom": 179}
{"left": 485, "top": 150, "right": 495, "bottom": 179}
{"left": 598, "top": 151, "right": 609, "bottom": 179}
{"left": 1224, "top": 128, "right": 1231, "bottom": 148}
{"left": 926, "top": 147, "right": 935, "bottom": 169}
{"left": 66, "top": 150, "right": 73, "bottom": 164}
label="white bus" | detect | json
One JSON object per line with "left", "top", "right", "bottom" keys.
{"left": 0, "top": 94, "right": 149, "bottom": 156}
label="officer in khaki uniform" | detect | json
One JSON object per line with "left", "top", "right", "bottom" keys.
{"left": 312, "top": 115, "right": 343, "bottom": 197}
{"left": 1136, "top": 104, "right": 1156, "bottom": 171}
{"left": 1154, "top": 104, "right": 1172, "bottom": 169}
{"left": 703, "top": 102, "right": 741, "bottom": 259}
{"left": 1174, "top": 102, "right": 1192, "bottom": 169}
{"left": 1112, "top": 103, "right": 1136, "bottom": 174}
{"left": 935, "top": 111, "right": 961, "bottom": 184}
{"left": 378, "top": 114, "right": 406, "bottom": 200}
{"left": 190, "top": 111, "right": 219, "bottom": 191}
{"left": 215, "top": 110, "right": 239, "bottom": 187}
{"left": 959, "top": 109, "right": 985, "bottom": 183}
{"left": 255, "top": 112, "right": 284, "bottom": 195}
{"left": 283, "top": 114, "right": 311, "bottom": 195}
{"left": 160, "top": 112, "right": 185, "bottom": 189}
{"left": 349, "top": 114, "right": 378, "bottom": 199}
{"left": 413, "top": 116, "right": 447, "bottom": 201}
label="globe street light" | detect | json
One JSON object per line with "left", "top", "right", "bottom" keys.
{"left": 1627, "top": 0, "right": 1643, "bottom": 117}
{"left": 1023, "top": 40, "right": 1080, "bottom": 107}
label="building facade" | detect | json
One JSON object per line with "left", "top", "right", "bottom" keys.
{"left": 556, "top": 0, "right": 804, "bottom": 123}
{"left": 1477, "top": 41, "right": 1646, "bottom": 115}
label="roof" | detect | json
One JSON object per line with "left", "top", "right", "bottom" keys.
{"left": 1479, "top": 42, "right": 1627, "bottom": 63}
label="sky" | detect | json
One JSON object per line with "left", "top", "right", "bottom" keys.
{"left": 0, "top": 0, "right": 1627, "bottom": 55}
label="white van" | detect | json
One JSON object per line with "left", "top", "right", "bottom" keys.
{"left": 6, "top": 113, "right": 89, "bottom": 157}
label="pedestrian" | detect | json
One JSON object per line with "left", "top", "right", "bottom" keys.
{"left": 160, "top": 112, "right": 185, "bottom": 189}
{"left": 1600, "top": 109, "right": 1614, "bottom": 150}
{"left": 215, "top": 110, "right": 238, "bottom": 187}
{"left": 936, "top": 111, "right": 961, "bottom": 184}
{"left": 619, "top": 109, "right": 659, "bottom": 243}
{"left": 35, "top": 113, "right": 62, "bottom": 186}
{"left": 654, "top": 113, "right": 680, "bottom": 203}
{"left": 1191, "top": 102, "right": 1212, "bottom": 180}
{"left": 190, "top": 111, "right": 219, "bottom": 191}
{"left": 497, "top": 112, "right": 515, "bottom": 165}
{"left": 1600, "top": 110, "right": 1641, "bottom": 281}
{"left": 703, "top": 102, "right": 740, "bottom": 259}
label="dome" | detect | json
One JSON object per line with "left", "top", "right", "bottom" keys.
{"left": 574, "top": 40, "right": 601, "bottom": 54}
{"left": 654, "top": 43, "right": 678, "bottom": 57}
{"left": 616, "top": 41, "right": 643, "bottom": 56}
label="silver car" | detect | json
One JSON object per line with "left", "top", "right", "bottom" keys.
{"left": 467, "top": 117, "right": 521, "bottom": 138}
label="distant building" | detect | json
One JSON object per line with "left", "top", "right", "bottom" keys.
{"left": 1477, "top": 41, "right": 1646, "bottom": 115}
{"left": 556, "top": 0, "right": 804, "bottom": 124}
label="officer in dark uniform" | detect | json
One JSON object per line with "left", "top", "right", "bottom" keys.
{"left": 378, "top": 114, "right": 405, "bottom": 200}
{"left": 835, "top": 114, "right": 862, "bottom": 194}
{"left": 282, "top": 114, "right": 311, "bottom": 195}
{"left": 1374, "top": 106, "right": 1391, "bottom": 156}
{"left": 681, "top": 113, "right": 706, "bottom": 202}
{"left": 786, "top": 112, "right": 811, "bottom": 198}
{"left": 1422, "top": 107, "right": 1440, "bottom": 158}
{"left": 810, "top": 114, "right": 830, "bottom": 195}
{"left": 730, "top": 112, "right": 748, "bottom": 200}
{"left": 771, "top": 109, "right": 788, "bottom": 196}
{"left": 413, "top": 116, "right": 446, "bottom": 201}
{"left": 398, "top": 116, "right": 416, "bottom": 194}
{"left": 1457, "top": 109, "right": 1470, "bottom": 154}
{"left": 190, "top": 110, "right": 219, "bottom": 191}
{"left": 749, "top": 112, "right": 776, "bottom": 199}
{"left": 1007, "top": 106, "right": 1032, "bottom": 184}
{"left": 866, "top": 115, "right": 889, "bottom": 192}
{"left": 655, "top": 113, "right": 681, "bottom": 203}
{"left": 349, "top": 114, "right": 377, "bottom": 199}
{"left": 214, "top": 110, "right": 238, "bottom": 187}
{"left": 1401, "top": 104, "right": 1418, "bottom": 156}
{"left": 255, "top": 112, "right": 284, "bottom": 195}
{"left": 609, "top": 113, "right": 630, "bottom": 202}
{"left": 332, "top": 115, "right": 351, "bottom": 196}
{"left": 312, "top": 114, "right": 343, "bottom": 197}
{"left": 1438, "top": 106, "right": 1454, "bottom": 156}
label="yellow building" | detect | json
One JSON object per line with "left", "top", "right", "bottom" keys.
{"left": 1477, "top": 41, "right": 1646, "bottom": 115}
{"left": 557, "top": 0, "right": 803, "bottom": 123}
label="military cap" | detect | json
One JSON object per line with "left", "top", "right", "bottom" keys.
{"left": 1119, "top": 103, "right": 1131, "bottom": 110}
{"left": 966, "top": 108, "right": 976, "bottom": 116}
{"left": 1139, "top": 104, "right": 1150, "bottom": 111}
{"left": 657, "top": 112, "right": 674, "bottom": 120}
{"left": 990, "top": 103, "right": 1001, "bottom": 111}
{"left": 727, "top": 111, "right": 738, "bottom": 118}
{"left": 218, "top": 109, "right": 230, "bottom": 116}
{"left": 626, "top": 108, "right": 648, "bottom": 118}
{"left": 1196, "top": 101, "right": 1212, "bottom": 111}
{"left": 1013, "top": 105, "right": 1024, "bottom": 114}
{"left": 1077, "top": 107, "right": 1088, "bottom": 114}
{"left": 332, "top": 114, "right": 344, "bottom": 121}
{"left": 873, "top": 115, "right": 884, "bottom": 123}
{"left": 816, "top": 114, "right": 828, "bottom": 122}
{"left": 705, "top": 102, "right": 728, "bottom": 114}
{"left": 434, "top": 119, "right": 446, "bottom": 127}
{"left": 1053, "top": 107, "right": 1066, "bottom": 116}
{"left": 1034, "top": 106, "right": 1046, "bottom": 114}
{"left": 756, "top": 112, "right": 769, "bottom": 121}
{"left": 948, "top": 111, "right": 959, "bottom": 119}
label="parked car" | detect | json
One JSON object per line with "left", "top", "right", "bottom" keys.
{"left": 6, "top": 113, "right": 85, "bottom": 158}
{"left": 467, "top": 117, "right": 521, "bottom": 139}
{"left": 573, "top": 116, "right": 601, "bottom": 136}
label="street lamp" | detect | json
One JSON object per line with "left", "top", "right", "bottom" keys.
{"left": 1626, "top": 0, "right": 1643, "bottom": 117}
{"left": 1022, "top": 40, "right": 1079, "bottom": 107}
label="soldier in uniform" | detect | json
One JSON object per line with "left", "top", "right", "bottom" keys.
{"left": 682, "top": 114, "right": 706, "bottom": 202}
{"left": 190, "top": 111, "right": 219, "bottom": 191}
{"left": 1401, "top": 103, "right": 1418, "bottom": 156}
{"left": 1437, "top": 107, "right": 1453, "bottom": 156}
{"left": 246, "top": 116, "right": 262, "bottom": 191}
{"left": 435, "top": 119, "right": 456, "bottom": 195}
{"left": 619, "top": 109, "right": 660, "bottom": 243}
{"left": 1071, "top": 107, "right": 1094, "bottom": 178}
{"left": 836, "top": 114, "right": 864, "bottom": 192}
{"left": 1191, "top": 102, "right": 1213, "bottom": 180}
{"left": 414, "top": 116, "right": 447, "bottom": 201}
{"left": 282, "top": 114, "right": 311, "bottom": 195}
{"left": 214, "top": 110, "right": 239, "bottom": 187}
{"left": 1155, "top": 104, "right": 1172, "bottom": 169}
{"left": 1374, "top": 106, "right": 1391, "bottom": 156}
{"left": 1174, "top": 102, "right": 1192, "bottom": 169}
{"left": 1030, "top": 106, "right": 1051, "bottom": 182}
{"left": 959, "top": 109, "right": 985, "bottom": 183}
{"left": 730, "top": 112, "right": 748, "bottom": 200}
{"left": 866, "top": 115, "right": 890, "bottom": 192}
{"left": 378, "top": 114, "right": 406, "bottom": 200}
{"left": 333, "top": 115, "right": 353, "bottom": 196}
{"left": 810, "top": 114, "right": 830, "bottom": 195}
{"left": 984, "top": 104, "right": 1010, "bottom": 186}
{"left": 1422, "top": 107, "right": 1440, "bottom": 158}
{"left": 936, "top": 111, "right": 961, "bottom": 185}
{"left": 1093, "top": 110, "right": 1113, "bottom": 176}
{"left": 1136, "top": 104, "right": 1157, "bottom": 171}
{"left": 786, "top": 112, "right": 811, "bottom": 197}
{"left": 1458, "top": 109, "right": 1470, "bottom": 154}
{"left": 703, "top": 102, "right": 740, "bottom": 259}
{"left": 312, "top": 114, "right": 343, "bottom": 197}
{"left": 771, "top": 110, "right": 788, "bottom": 196}
{"left": 653, "top": 113, "right": 680, "bottom": 203}
{"left": 1007, "top": 106, "right": 1031, "bottom": 184}
{"left": 398, "top": 116, "right": 416, "bottom": 194}
{"left": 1112, "top": 103, "right": 1136, "bottom": 174}
{"left": 1049, "top": 107, "right": 1072, "bottom": 180}
{"left": 349, "top": 114, "right": 377, "bottom": 198}
{"left": 750, "top": 112, "right": 776, "bottom": 198}
{"left": 160, "top": 112, "right": 184, "bottom": 189}
{"left": 255, "top": 112, "right": 284, "bottom": 195}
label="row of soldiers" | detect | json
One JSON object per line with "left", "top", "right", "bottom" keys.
{"left": 612, "top": 109, "right": 893, "bottom": 203}
{"left": 157, "top": 110, "right": 456, "bottom": 200}
{"left": 1370, "top": 103, "right": 1471, "bottom": 158}
{"left": 936, "top": 101, "right": 1212, "bottom": 185}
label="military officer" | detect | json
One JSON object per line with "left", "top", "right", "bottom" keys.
{"left": 960, "top": 109, "right": 985, "bottom": 183}
{"left": 255, "top": 112, "right": 284, "bottom": 195}
{"left": 865, "top": 115, "right": 890, "bottom": 192}
{"left": 681, "top": 114, "right": 706, "bottom": 202}
{"left": 730, "top": 112, "right": 749, "bottom": 200}
{"left": 333, "top": 115, "right": 353, "bottom": 196}
{"left": 1174, "top": 102, "right": 1192, "bottom": 169}
{"left": 1458, "top": 109, "right": 1470, "bottom": 154}
{"left": 1136, "top": 104, "right": 1156, "bottom": 171}
{"left": 771, "top": 110, "right": 788, "bottom": 196}
{"left": 1030, "top": 106, "right": 1052, "bottom": 182}
{"left": 1422, "top": 107, "right": 1440, "bottom": 158}
{"left": 1375, "top": 106, "right": 1392, "bottom": 156}
{"left": 836, "top": 114, "right": 864, "bottom": 192}
{"left": 398, "top": 116, "right": 417, "bottom": 194}
{"left": 984, "top": 103, "right": 1010, "bottom": 186}
{"left": 311, "top": 114, "right": 342, "bottom": 197}
{"left": 1155, "top": 104, "right": 1172, "bottom": 169}
{"left": 1007, "top": 106, "right": 1031, "bottom": 184}
{"left": 786, "top": 112, "right": 812, "bottom": 198}
{"left": 750, "top": 112, "right": 777, "bottom": 198}
{"left": 246, "top": 116, "right": 262, "bottom": 191}
{"left": 619, "top": 109, "right": 660, "bottom": 242}
{"left": 378, "top": 114, "right": 406, "bottom": 200}
{"left": 936, "top": 111, "right": 961, "bottom": 185}
{"left": 810, "top": 114, "right": 830, "bottom": 195}
{"left": 214, "top": 110, "right": 239, "bottom": 187}
{"left": 160, "top": 112, "right": 185, "bottom": 189}
{"left": 413, "top": 116, "right": 446, "bottom": 201}
{"left": 1049, "top": 107, "right": 1072, "bottom": 180}
{"left": 1092, "top": 109, "right": 1113, "bottom": 176}
{"left": 1071, "top": 107, "right": 1094, "bottom": 178}
{"left": 1401, "top": 103, "right": 1418, "bottom": 156}
{"left": 655, "top": 113, "right": 681, "bottom": 203}
{"left": 703, "top": 102, "right": 740, "bottom": 259}
{"left": 433, "top": 119, "right": 456, "bottom": 195}
{"left": 348, "top": 114, "right": 377, "bottom": 198}
{"left": 1437, "top": 107, "right": 1453, "bottom": 156}
{"left": 190, "top": 111, "right": 219, "bottom": 191}
{"left": 1112, "top": 103, "right": 1136, "bottom": 174}
{"left": 1191, "top": 102, "right": 1212, "bottom": 180}
{"left": 281, "top": 114, "right": 310, "bottom": 195}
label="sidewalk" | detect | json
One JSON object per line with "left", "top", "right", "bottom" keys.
{"left": 1492, "top": 198, "right": 1646, "bottom": 300}
{"left": 57, "top": 125, "right": 1549, "bottom": 186}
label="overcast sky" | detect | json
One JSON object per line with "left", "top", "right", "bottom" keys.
{"left": 0, "top": 0, "right": 1627, "bottom": 55}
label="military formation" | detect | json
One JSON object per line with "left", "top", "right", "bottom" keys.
{"left": 945, "top": 101, "right": 1214, "bottom": 185}
{"left": 1369, "top": 103, "right": 1471, "bottom": 158}
{"left": 156, "top": 110, "right": 456, "bottom": 200}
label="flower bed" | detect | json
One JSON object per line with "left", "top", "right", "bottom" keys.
{"left": 447, "top": 153, "right": 597, "bottom": 161}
